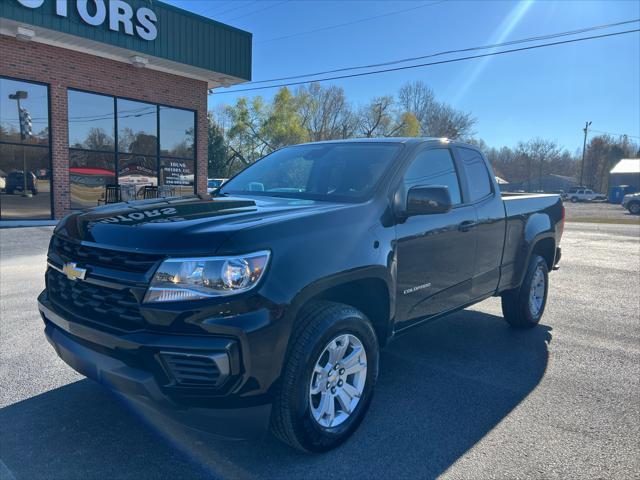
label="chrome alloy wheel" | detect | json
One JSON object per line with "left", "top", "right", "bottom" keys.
{"left": 309, "top": 334, "right": 367, "bottom": 428}
{"left": 529, "top": 266, "right": 546, "bottom": 317}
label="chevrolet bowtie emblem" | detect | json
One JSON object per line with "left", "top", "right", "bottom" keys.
{"left": 62, "top": 262, "right": 87, "bottom": 281}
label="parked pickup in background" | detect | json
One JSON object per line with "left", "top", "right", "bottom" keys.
{"left": 622, "top": 192, "right": 640, "bottom": 214}
{"left": 39, "top": 138, "right": 564, "bottom": 452}
{"left": 567, "top": 187, "right": 606, "bottom": 203}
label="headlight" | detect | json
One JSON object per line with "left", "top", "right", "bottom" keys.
{"left": 144, "top": 250, "right": 270, "bottom": 303}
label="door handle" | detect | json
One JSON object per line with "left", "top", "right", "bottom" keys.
{"left": 458, "top": 220, "right": 477, "bottom": 232}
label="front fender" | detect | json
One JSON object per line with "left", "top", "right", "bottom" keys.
{"left": 288, "top": 265, "right": 394, "bottom": 322}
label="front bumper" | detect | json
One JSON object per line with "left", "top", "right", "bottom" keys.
{"left": 38, "top": 293, "right": 272, "bottom": 439}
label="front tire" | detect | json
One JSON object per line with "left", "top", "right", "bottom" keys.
{"left": 628, "top": 202, "right": 640, "bottom": 215}
{"left": 570, "top": 196, "right": 578, "bottom": 203}
{"left": 270, "top": 301, "right": 379, "bottom": 452}
{"left": 501, "top": 255, "right": 549, "bottom": 329}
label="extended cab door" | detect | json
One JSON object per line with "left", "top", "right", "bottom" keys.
{"left": 454, "top": 147, "right": 506, "bottom": 298}
{"left": 394, "top": 146, "right": 477, "bottom": 325}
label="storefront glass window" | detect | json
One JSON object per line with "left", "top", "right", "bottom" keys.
{"left": 0, "top": 77, "right": 52, "bottom": 220}
{"left": 68, "top": 91, "right": 115, "bottom": 151}
{"left": 0, "top": 78, "right": 49, "bottom": 146}
{"left": 160, "top": 106, "right": 195, "bottom": 158}
{"left": 118, "top": 154, "right": 158, "bottom": 196}
{"left": 69, "top": 150, "right": 116, "bottom": 209}
{"left": 68, "top": 90, "right": 196, "bottom": 208}
{"left": 117, "top": 99, "right": 157, "bottom": 155}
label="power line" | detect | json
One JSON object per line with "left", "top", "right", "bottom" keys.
{"left": 255, "top": 0, "right": 448, "bottom": 44}
{"left": 196, "top": 1, "right": 233, "bottom": 16}
{"left": 200, "top": 1, "right": 259, "bottom": 18}
{"left": 244, "top": 19, "right": 639, "bottom": 86}
{"left": 225, "top": 0, "right": 290, "bottom": 22}
{"left": 590, "top": 129, "right": 640, "bottom": 139}
{"left": 210, "top": 28, "right": 640, "bottom": 94}
{"left": 28, "top": 105, "right": 156, "bottom": 122}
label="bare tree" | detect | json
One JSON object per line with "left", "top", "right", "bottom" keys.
{"left": 425, "top": 103, "right": 476, "bottom": 139}
{"left": 358, "top": 96, "right": 398, "bottom": 137}
{"left": 514, "top": 138, "right": 563, "bottom": 189}
{"left": 296, "top": 83, "right": 354, "bottom": 141}
{"left": 398, "top": 80, "right": 476, "bottom": 139}
{"left": 398, "top": 80, "right": 435, "bottom": 127}
{"left": 583, "top": 134, "right": 639, "bottom": 191}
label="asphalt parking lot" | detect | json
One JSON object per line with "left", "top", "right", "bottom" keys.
{"left": 1, "top": 222, "right": 639, "bottom": 480}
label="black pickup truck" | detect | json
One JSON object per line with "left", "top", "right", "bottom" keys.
{"left": 39, "top": 138, "right": 564, "bottom": 452}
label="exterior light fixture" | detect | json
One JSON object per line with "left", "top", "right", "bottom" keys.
{"left": 16, "top": 26, "right": 36, "bottom": 41}
{"left": 129, "top": 55, "right": 149, "bottom": 68}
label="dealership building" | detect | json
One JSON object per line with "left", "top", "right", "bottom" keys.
{"left": 0, "top": 0, "right": 251, "bottom": 222}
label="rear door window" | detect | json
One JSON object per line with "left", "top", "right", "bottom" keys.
{"left": 458, "top": 147, "right": 493, "bottom": 201}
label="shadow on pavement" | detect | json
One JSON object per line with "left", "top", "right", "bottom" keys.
{"left": 1, "top": 310, "right": 551, "bottom": 480}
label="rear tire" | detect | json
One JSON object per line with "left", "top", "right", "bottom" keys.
{"left": 270, "top": 301, "right": 379, "bottom": 453}
{"left": 570, "top": 196, "right": 578, "bottom": 203}
{"left": 501, "top": 255, "right": 549, "bottom": 329}
{"left": 628, "top": 202, "right": 640, "bottom": 215}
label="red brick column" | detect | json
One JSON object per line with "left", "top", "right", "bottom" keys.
{"left": 50, "top": 84, "right": 70, "bottom": 219}
{"left": 196, "top": 108, "right": 208, "bottom": 195}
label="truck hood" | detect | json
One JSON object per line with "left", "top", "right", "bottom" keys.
{"left": 55, "top": 195, "right": 351, "bottom": 255}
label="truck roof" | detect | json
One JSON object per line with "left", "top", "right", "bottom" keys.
{"left": 297, "top": 137, "right": 476, "bottom": 148}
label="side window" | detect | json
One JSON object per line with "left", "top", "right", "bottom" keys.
{"left": 458, "top": 147, "right": 493, "bottom": 201}
{"left": 403, "top": 148, "right": 462, "bottom": 204}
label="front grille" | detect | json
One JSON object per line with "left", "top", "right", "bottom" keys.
{"left": 50, "top": 236, "right": 161, "bottom": 274}
{"left": 160, "top": 352, "right": 225, "bottom": 387}
{"left": 46, "top": 268, "right": 144, "bottom": 330}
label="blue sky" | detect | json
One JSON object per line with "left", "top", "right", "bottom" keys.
{"left": 169, "top": 0, "right": 640, "bottom": 152}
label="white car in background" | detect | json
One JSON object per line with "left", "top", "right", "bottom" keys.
{"left": 207, "top": 178, "right": 228, "bottom": 194}
{"left": 567, "top": 188, "right": 606, "bottom": 203}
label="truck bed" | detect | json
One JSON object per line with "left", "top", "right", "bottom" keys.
{"left": 497, "top": 192, "right": 564, "bottom": 292}
{"left": 501, "top": 192, "right": 562, "bottom": 218}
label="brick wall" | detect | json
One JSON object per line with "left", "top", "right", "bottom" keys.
{"left": 0, "top": 34, "right": 209, "bottom": 219}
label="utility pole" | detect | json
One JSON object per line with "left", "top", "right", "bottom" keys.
{"left": 8, "top": 90, "right": 31, "bottom": 197}
{"left": 579, "top": 121, "right": 592, "bottom": 186}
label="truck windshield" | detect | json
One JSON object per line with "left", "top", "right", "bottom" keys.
{"left": 219, "top": 143, "right": 402, "bottom": 202}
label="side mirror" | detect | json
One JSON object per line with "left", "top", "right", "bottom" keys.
{"left": 406, "top": 185, "right": 452, "bottom": 216}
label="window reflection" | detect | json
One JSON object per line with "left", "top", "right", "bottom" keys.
{"left": 117, "top": 99, "right": 157, "bottom": 155}
{"left": 119, "top": 154, "right": 158, "bottom": 200}
{"left": 0, "top": 78, "right": 49, "bottom": 146}
{"left": 69, "top": 150, "right": 116, "bottom": 209}
{"left": 68, "top": 91, "right": 114, "bottom": 151}
{"left": 403, "top": 149, "right": 462, "bottom": 204}
{"left": 160, "top": 107, "right": 195, "bottom": 158}
{"left": 67, "top": 90, "right": 197, "bottom": 208}
{"left": 0, "top": 77, "right": 52, "bottom": 220}
{"left": 0, "top": 144, "right": 52, "bottom": 220}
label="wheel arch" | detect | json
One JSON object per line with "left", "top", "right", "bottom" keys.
{"left": 289, "top": 267, "right": 394, "bottom": 348}
{"left": 504, "top": 212, "right": 558, "bottom": 291}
